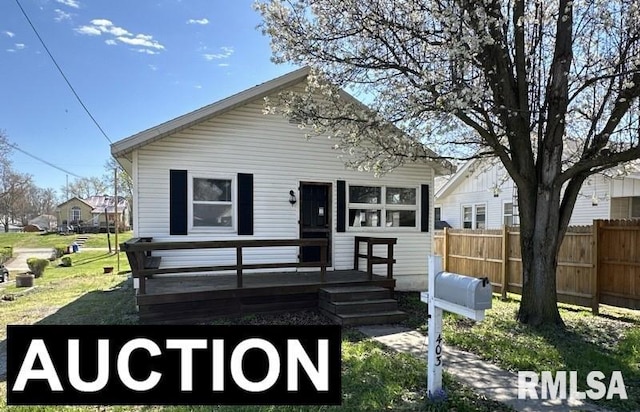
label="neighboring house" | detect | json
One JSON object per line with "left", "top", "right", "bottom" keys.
{"left": 111, "top": 67, "right": 450, "bottom": 290}
{"left": 435, "top": 158, "right": 640, "bottom": 229}
{"left": 55, "top": 196, "right": 130, "bottom": 231}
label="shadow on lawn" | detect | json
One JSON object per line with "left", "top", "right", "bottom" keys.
{"left": 527, "top": 319, "right": 640, "bottom": 411}
{"left": 0, "top": 279, "right": 139, "bottom": 382}
{"left": 69, "top": 252, "right": 115, "bottom": 266}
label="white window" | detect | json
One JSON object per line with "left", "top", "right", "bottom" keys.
{"left": 191, "top": 177, "right": 234, "bottom": 230}
{"left": 348, "top": 185, "right": 417, "bottom": 229}
{"left": 462, "top": 204, "right": 486, "bottom": 229}
{"left": 475, "top": 205, "right": 486, "bottom": 229}
{"left": 70, "top": 207, "right": 81, "bottom": 223}
{"left": 503, "top": 202, "right": 514, "bottom": 226}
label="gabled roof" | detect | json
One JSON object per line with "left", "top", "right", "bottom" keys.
{"left": 56, "top": 196, "right": 94, "bottom": 210}
{"left": 111, "top": 66, "right": 452, "bottom": 175}
{"left": 111, "top": 67, "right": 312, "bottom": 158}
{"left": 435, "top": 158, "right": 481, "bottom": 199}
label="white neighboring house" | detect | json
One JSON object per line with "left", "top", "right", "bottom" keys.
{"left": 435, "top": 158, "right": 640, "bottom": 229}
{"left": 111, "top": 67, "right": 451, "bottom": 291}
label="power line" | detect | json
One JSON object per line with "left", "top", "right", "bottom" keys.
{"left": 13, "top": 0, "right": 113, "bottom": 144}
{"left": 9, "top": 143, "right": 84, "bottom": 180}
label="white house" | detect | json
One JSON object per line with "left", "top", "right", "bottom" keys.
{"left": 111, "top": 67, "right": 450, "bottom": 290}
{"left": 435, "top": 158, "right": 640, "bottom": 229}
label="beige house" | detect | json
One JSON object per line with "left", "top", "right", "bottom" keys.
{"left": 55, "top": 195, "right": 130, "bottom": 232}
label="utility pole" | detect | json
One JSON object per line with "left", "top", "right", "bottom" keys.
{"left": 114, "top": 167, "right": 119, "bottom": 272}
{"left": 105, "top": 196, "right": 111, "bottom": 253}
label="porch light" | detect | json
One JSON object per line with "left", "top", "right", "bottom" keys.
{"left": 592, "top": 193, "right": 599, "bottom": 206}
{"left": 490, "top": 185, "right": 501, "bottom": 197}
{"left": 289, "top": 190, "right": 297, "bottom": 205}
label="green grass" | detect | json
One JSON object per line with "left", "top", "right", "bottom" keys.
{"left": 0, "top": 258, "right": 512, "bottom": 411}
{"left": 0, "top": 231, "right": 133, "bottom": 249}
{"left": 397, "top": 292, "right": 640, "bottom": 411}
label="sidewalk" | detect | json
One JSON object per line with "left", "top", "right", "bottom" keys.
{"left": 357, "top": 325, "right": 609, "bottom": 412}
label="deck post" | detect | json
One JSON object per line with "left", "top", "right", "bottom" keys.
{"left": 386, "top": 240, "right": 394, "bottom": 280}
{"left": 367, "top": 239, "right": 373, "bottom": 280}
{"left": 320, "top": 241, "right": 327, "bottom": 283}
{"left": 353, "top": 237, "right": 361, "bottom": 271}
{"left": 236, "top": 246, "right": 243, "bottom": 288}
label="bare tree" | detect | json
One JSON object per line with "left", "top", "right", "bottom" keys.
{"left": 64, "top": 177, "right": 108, "bottom": 200}
{"left": 258, "top": 0, "right": 640, "bottom": 326}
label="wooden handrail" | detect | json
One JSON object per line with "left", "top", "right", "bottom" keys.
{"left": 353, "top": 236, "right": 397, "bottom": 280}
{"left": 122, "top": 237, "right": 328, "bottom": 294}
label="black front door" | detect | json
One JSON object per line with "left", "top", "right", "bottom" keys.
{"left": 300, "top": 183, "right": 331, "bottom": 265}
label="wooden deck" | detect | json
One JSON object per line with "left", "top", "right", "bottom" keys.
{"left": 136, "top": 270, "right": 395, "bottom": 324}
{"left": 122, "top": 237, "right": 399, "bottom": 324}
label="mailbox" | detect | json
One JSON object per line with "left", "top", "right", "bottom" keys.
{"left": 434, "top": 271, "right": 492, "bottom": 310}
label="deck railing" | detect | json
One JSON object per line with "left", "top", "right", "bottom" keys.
{"left": 353, "top": 236, "right": 397, "bottom": 280}
{"left": 121, "top": 238, "right": 328, "bottom": 295}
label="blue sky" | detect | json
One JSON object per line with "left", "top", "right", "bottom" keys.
{"left": 1, "top": 0, "right": 295, "bottom": 194}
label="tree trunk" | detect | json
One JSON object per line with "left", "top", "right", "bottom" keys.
{"left": 516, "top": 186, "right": 565, "bottom": 327}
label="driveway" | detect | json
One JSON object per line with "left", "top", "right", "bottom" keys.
{"left": 4, "top": 247, "right": 55, "bottom": 274}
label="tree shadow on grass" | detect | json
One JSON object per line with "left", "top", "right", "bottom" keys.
{"left": 0, "top": 277, "right": 139, "bottom": 383}
{"left": 69, "top": 252, "right": 115, "bottom": 266}
{"left": 531, "top": 321, "right": 640, "bottom": 411}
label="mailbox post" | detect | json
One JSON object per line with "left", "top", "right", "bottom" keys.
{"left": 422, "top": 255, "right": 492, "bottom": 398}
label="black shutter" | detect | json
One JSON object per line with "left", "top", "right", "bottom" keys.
{"left": 337, "top": 180, "right": 346, "bottom": 232}
{"left": 237, "top": 173, "right": 254, "bottom": 235}
{"left": 169, "top": 170, "right": 188, "bottom": 235}
{"left": 421, "top": 184, "right": 430, "bottom": 232}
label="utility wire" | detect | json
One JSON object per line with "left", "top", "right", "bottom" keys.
{"left": 9, "top": 143, "right": 84, "bottom": 179}
{"left": 13, "top": 0, "right": 113, "bottom": 144}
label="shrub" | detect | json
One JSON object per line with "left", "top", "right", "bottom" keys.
{"left": 26, "top": 258, "right": 49, "bottom": 278}
{"left": 54, "top": 245, "right": 67, "bottom": 259}
{"left": 0, "top": 246, "right": 12, "bottom": 264}
{"left": 60, "top": 256, "right": 72, "bottom": 267}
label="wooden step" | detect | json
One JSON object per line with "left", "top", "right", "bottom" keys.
{"left": 320, "top": 309, "right": 407, "bottom": 326}
{"left": 319, "top": 285, "right": 391, "bottom": 302}
{"left": 319, "top": 298, "right": 399, "bottom": 315}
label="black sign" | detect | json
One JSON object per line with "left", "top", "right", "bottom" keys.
{"left": 7, "top": 325, "right": 342, "bottom": 405}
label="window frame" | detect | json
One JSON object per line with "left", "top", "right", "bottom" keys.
{"left": 347, "top": 184, "right": 419, "bottom": 231}
{"left": 503, "top": 201, "right": 514, "bottom": 226}
{"left": 70, "top": 207, "right": 81, "bottom": 223}
{"left": 461, "top": 203, "right": 487, "bottom": 229}
{"left": 188, "top": 173, "right": 236, "bottom": 233}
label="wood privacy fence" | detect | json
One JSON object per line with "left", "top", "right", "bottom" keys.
{"left": 433, "top": 220, "right": 640, "bottom": 314}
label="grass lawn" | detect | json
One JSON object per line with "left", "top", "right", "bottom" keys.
{"left": 0, "top": 252, "right": 510, "bottom": 412}
{"left": 398, "top": 292, "right": 640, "bottom": 411}
{"left": 0, "top": 231, "right": 133, "bottom": 250}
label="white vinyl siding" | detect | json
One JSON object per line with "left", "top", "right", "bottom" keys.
{"left": 133, "top": 95, "right": 435, "bottom": 290}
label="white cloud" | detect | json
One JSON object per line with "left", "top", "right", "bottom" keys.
{"left": 3, "top": 31, "right": 15, "bottom": 38}
{"left": 187, "top": 18, "right": 209, "bottom": 25}
{"left": 203, "top": 46, "right": 234, "bottom": 61}
{"left": 56, "top": 0, "right": 80, "bottom": 8}
{"left": 15, "top": 43, "right": 25, "bottom": 50}
{"left": 134, "top": 48, "right": 159, "bottom": 55}
{"left": 148, "top": 64, "right": 158, "bottom": 71}
{"left": 218, "top": 63, "right": 229, "bottom": 67}
{"left": 6, "top": 49, "right": 16, "bottom": 53}
{"left": 117, "top": 34, "right": 164, "bottom": 50}
{"left": 74, "top": 19, "right": 164, "bottom": 54}
{"left": 75, "top": 25, "right": 101, "bottom": 36}
{"left": 194, "top": 84, "right": 203, "bottom": 89}
{"left": 54, "top": 9, "right": 72, "bottom": 22}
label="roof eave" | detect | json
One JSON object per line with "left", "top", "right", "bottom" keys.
{"left": 111, "top": 66, "right": 311, "bottom": 157}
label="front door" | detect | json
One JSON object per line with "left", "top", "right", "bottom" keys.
{"left": 300, "top": 182, "right": 331, "bottom": 265}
